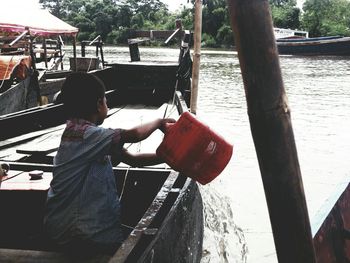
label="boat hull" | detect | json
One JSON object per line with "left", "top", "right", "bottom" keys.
{"left": 0, "top": 76, "right": 37, "bottom": 116}
{"left": 277, "top": 36, "right": 350, "bottom": 56}
{"left": 312, "top": 181, "right": 350, "bottom": 262}
{"left": 0, "top": 64, "right": 202, "bottom": 262}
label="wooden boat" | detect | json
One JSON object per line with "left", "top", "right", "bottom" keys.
{"left": 276, "top": 35, "right": 350, "bottom": 56}
{"left": 0, "top": 7, "right": 79, "bottom": 116}
{"left": 0, "top": 38, "right": 203, "bottom": 262}
{"left": 312, "top": 180, "right": 350, "bottom": 263}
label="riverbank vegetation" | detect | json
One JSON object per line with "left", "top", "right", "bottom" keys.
{"left": 39, "top": 0, "right": 350, "bottom": 47}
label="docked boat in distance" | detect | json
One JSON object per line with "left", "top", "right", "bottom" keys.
{"left": 274, "top": 28, "right": 350, "bottom": 56}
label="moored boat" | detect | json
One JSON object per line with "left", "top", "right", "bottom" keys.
{"left": 0, "top": 30, "right": 203, "bottom": 262}
{"left": 274, "top": 28, "right": 350, "bottom": 56}
{"left": 312, "top": 180, "right": 350, "bottom": 263}
{"left": 277, "top": 35, "right": 350, "bottom": 56}
{"left": 0, "top": 6, "right": 79, "bottom": 116}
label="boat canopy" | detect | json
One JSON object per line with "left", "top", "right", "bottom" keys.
{"left": 0, "top": 7, "right": 78, "bottom": 36}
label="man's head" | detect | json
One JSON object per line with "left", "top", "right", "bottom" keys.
{"left": 61, "top": 72, "right": 106, "bottom": 120}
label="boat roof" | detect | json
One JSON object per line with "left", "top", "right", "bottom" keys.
{"left": 274, "top": 27, "right": 309, "bottom": 39}
{"left": 0, "top": 6, "right": 78, "bottom": 36}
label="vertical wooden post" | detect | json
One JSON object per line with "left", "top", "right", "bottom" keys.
{"left": 99, "top": 39, "right": 105, "bottom": 68}
{"left": 81, "top": 41, "right": 86, "bottom": 57}
{"left": 27, "top": 28, "right": 42, "bottom": 106}
{"left": 176, "top": 19, "right": 183, "bottom": 53}
{"left": 58, "top": 36, "right": 64, "bottom": 70}
{"left": 190, "top": 0, "right": 202, "bottom": 115}
{"left": 72, "top": 36, "right": 77, "bottom": 72}
{"left": 43, "top": 38, "right": 48, "bottom": 69}
{"left": 227, "top": 0, "right": 316, "bottom": 262}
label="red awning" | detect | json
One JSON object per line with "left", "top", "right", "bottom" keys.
{"left": 0, "top": 6, "right": 78, "bottom": 36}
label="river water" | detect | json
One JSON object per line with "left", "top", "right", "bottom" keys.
{"left": 65, "top": 46, "right": 350, "bottom": 262}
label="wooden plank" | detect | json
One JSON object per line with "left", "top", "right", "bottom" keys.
{"left": 0, "top": 170, "right": 24, "bottom": 183}
{"left": 0, "top": 249, "right": 68, "bottom": 263}
{"left": 16, "top": 131, "right": 62, "bottom": 155}
{"left": 13, "top": 108, "right": 123, "bottom": 156}
{"left": 0, "top": 171, "right": 52, "bottom": 191}
{"left": 0, "top": 125, "right": 65, "bottom": 150}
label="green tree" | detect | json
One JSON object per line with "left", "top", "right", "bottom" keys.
{"left": 302, "top": 0, "right": 350, "bottom": 36}
{"left": 131, "top": 13, "right": 145, "bottom": 29}
{"left": 39, "top": 0, "right": 236, "bottom": 47}
{"left": 269, "top": 0, "right": 301, "bottom": 29}
{"left": 216, "top": 25, "right": 234, "bottom": 47}
{"left": 184, "top": 0, "right": 233, "bottom": 48}
{"left": 39, "top": 0, "right": 67, "bottom": 18}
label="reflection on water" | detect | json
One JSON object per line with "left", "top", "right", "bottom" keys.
{"left": 64, "top": 46, "right": 350, "bottom": 262}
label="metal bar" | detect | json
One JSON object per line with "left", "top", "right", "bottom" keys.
{"left": 89, "top": 35, "right": 101, "bottom": 45}
{"left": 9, "top": 30, "right": 28, "bottom": 47}
{"left": 164, "top": 28, "right": 181, "bottom": 44}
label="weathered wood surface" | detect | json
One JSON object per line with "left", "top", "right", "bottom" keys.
{"left": 0, "top": 171, "right": 52, "bottom": 191}
{"left": 312, "top": 181, "right": 350, "bottom": 263}
{"left": 0, "top": 249, "right": 79, "bottom": 263}
{"left": 0, "top": 104, "right": 169, "bottom": 166}
{"left": 110, "top": 171, "right": 178, "bottom": 262}
{"left": 0, "top": 77, "right": 32, "bottom": 115}
{"left": 227, "top": 0, "right": 316, "bottom": 262}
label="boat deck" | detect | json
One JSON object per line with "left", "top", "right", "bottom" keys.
{"left": 0, "top": 103, "right": 178, "bottom": 168}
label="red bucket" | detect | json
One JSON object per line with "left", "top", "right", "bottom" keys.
{"left": 156, "top": 112, "right": 233, "bottom": 185}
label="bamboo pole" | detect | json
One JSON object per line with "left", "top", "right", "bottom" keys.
{"left": 227, "top": 0, "right": 316, "bottom": 262}
{"left": 190, "top": 0, "right": 202, "bottom": 115}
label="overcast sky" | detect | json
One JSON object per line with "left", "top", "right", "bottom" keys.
{"left": 3, "top": 0, "right": 190, "bottom": 11}
{"left": 162, "top": 0, "right": 305, "bottom": 10}
{"left": 4, "top": 0, "right": 304, "bottom": 11}
{"left": 161, "top": 0, "right": 191, "bottom": 11}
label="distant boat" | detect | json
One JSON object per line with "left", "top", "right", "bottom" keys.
{"left": 274, "top": 27, "right": 309, "bottom": 39}
{"left": 274, "top": 28, "right": 350, "bottom": 56}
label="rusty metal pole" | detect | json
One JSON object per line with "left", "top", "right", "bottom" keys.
{"left": 227, "top": 0, "right": 316, "bottom": 262}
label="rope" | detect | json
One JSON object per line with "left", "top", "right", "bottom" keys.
{"left": 119, "top": 166, "right": 130, "bottom": 201}
{"left": 163, "top": 79, "right": 179, "bottom": 119}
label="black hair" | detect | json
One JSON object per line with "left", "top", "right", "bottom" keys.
{"left": 61, "top": 72, "right": 106, "bottom": 118}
